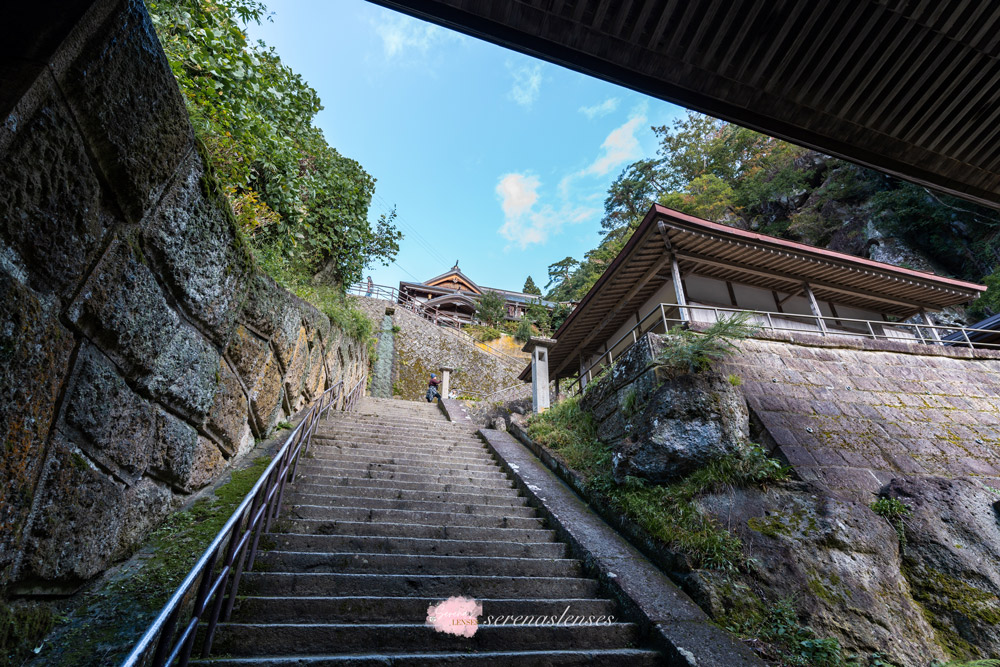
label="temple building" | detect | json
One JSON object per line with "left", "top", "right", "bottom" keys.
{"left": 522, "top": 205, "right": 986, "bottom": 387}
{"left": 398, "top": 263, "right": 555, "bottom": 325}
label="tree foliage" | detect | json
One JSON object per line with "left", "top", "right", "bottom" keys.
{"left": 522, "top": 276, "right": 541, "bottom": 295}
{"left": 147, "top": 0, "right": 400, "bottom": 287}
{"left": 475, "top": 291, "right": 506, "bottom": 327}
{"left": 545, "top": 109, "right": 1000, "bottom": 318}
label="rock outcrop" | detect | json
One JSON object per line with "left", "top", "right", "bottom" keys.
{"left": 580, "top": 329, "right": 1000, "bottom": 663}
{"left": 0, "top": 0, "right": 368, "bottom": 591}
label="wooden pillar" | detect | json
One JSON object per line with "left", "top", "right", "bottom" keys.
{"left": 920, "top": 310, "right": 942, "bottom": 344}
{"left": 671, "top": 254, "right": 689, "bottom": 323}
{"left": 803, "top": 283, "right": 828, "bottom": 335}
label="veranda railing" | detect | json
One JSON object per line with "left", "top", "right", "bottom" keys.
{"left": 572, "top": 303, "right": 1000, "bottom": 394}
{"left": 121, "top": 375, "right": 366, "bottom": 667}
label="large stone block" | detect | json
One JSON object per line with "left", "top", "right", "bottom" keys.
{"left": 226, "top": 324, "right": 271, "bottom": 390}
{"left": 67, "top": 235, "right": 179, "bottom": 378}
{"left": 249, "top": 353, "right": 284, "bottom": 435}
{"left": 0, "top": 75, "right": 116, "bottom": 295}
{"left": 242, "top": 273, "right": 304, "bottom": 370}
{"left": 0, "top": 271, "right": 76, "bottom": 585}
{"left": 282, "top": 326, "right": 310, "bottom": 407}
{"left": 18, "top": 444, "right": 126, "bottom": 586}
{"left": 148, "top": 408, "right": 199, "bottom": 491}
{"left": 118, "top": 477, "right": 173, "bottom": 556}
{"left": 138, "top": 324, "right": 220, "bottom": 423}
{"left": 301, "top": 345, "right": 327, "bottom": 401}
{"left": 295, "top": 295, "right": 332, "bottom": 344}
{"left": 53, "top": 0, "right": 193, "bottom": 223}
{"left": 144, "top": 152, "right": 252, "bottom": 346}
{"left": 206, "top": 359, "right": 250, "bottom": 455}
{"left": 61, "top": 344, "right": 155, "bottom": 482}
{"left": 187, "top": 437, "right": 227, "bottom": 492}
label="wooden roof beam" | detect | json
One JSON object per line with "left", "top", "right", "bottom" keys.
{"left": 675, "top": 250, "right": 944, "bottom": 311}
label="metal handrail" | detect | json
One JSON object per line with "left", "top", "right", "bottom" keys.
{"left": 348, "top": 281, "right": 525, "bottom": 365}
{"left": 572, "top": 302, "right": 1000, "bottom": 394}
{"left": 122, "top": 374, "right": 367, "bottom": 667}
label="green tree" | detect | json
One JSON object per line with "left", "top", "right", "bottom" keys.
{"left": 475, "top": 291, "right": 506, "bottom": 327}
{"left": 514, "top": 317, "right": 533, "bottom": 343}
{"left": 546, "top": 257, "right": 579, "bottom": 291}
{"left": 525, "top": 298, "right": 552, "bottom": 336}
{"left": 522, "top": 276, "right": 541, "bottom": 295}
{"left": 147, "top": 0, "right": 400, "bottom": 287}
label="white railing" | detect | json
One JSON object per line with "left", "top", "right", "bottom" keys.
{"left": 573, "top": 303, "right": 998, "bottom": 393}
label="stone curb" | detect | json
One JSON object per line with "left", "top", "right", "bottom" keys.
{"left": 439, "top": 397, "right": 477, "bottom": 425}
{"left": 475, "top": 427, "right": 764, "bottom": 667}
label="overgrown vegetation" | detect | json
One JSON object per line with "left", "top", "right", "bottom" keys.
{"left": 544, "top": 110, "right": 1000, "bottom": 319}
{"left": 525, "top": 394, "right": 923, "bottom": 665}
{"left": 466, "top": 324, "right": 502, "bottom": 342}
{"left": 2, "top": 601, "right": 54, "bottom": 666}
{"left": 526, "top": 395, "right": 787, "bottom": 570}
{"left": 649, "top": 313, "right": 758, "bottom": 375}
{"left": 33, "top": 456, "right": 274, "bottom": 665}
{"left": 870, "top": 496, "right": 912, "bottom": 551}
{"left": 147, "top": 0, "right": 400, "bottom": 293}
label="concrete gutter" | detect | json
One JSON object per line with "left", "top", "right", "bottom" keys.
{"left": 477, "top": 427, "right": 764, "bottom": 667}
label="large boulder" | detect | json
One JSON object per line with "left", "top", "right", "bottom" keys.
{"left": 887, "top": 477, "right": 1000, "bottom": 660}
{"left": 696, "top": 481, "right": 946, "bottom": 667}
{"left": 612, "top": 372, "right": 750, "bottom": 483}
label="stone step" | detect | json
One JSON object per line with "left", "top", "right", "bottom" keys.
{"left": 284, "top": 505, "right": 544, "bottom": 530}
{"left": 311, "top": 435, "right": 487, "bottom": 452}
{"left": 279, "top": 519, "right": 557, "bottom": 543}
{"left": 191, "top": 648, "right": 663, "bottom": 666}
{"left": 256, "top": 552, "right": 583, "bottom": 578}
{"left": 241, "top": 573, "right": 601, "bottom": 599}
{"left": 293, "top": 472, "right": 515, "bottom": 493}
{"left": 312, "top": 433, "right": 486, "bottom": 451}
{"left": 208, "top": 623, "right": 642, "bottom": 656}
{"left": 291, "top": 477, "right": 520, "bottom": 496}
{"left": 315, "top": 423, "right": 480, "bottom": 438}
{"left": 284, "top": 493, "right": 538, "bottom": 517}
{"left": 230, "top": 596, "right": 613, "bottom": 623}
{"left": 296, "top": 463, "right": 512, "bottom": 485}
{"left": 299, "top": 456, "right": 507, "bottom": 476}
{"left": 287, "top": 484, "right": 527, "bottom": 507}
{"left": 303, "top": 451, "right": 501, "bottom": 472}
{"left": 265, "top": 534, "right": 565, "bottom": 559}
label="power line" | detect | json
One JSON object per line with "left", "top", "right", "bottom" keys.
{"left": 372, "top": 193, "right": 450, "bottom": 268}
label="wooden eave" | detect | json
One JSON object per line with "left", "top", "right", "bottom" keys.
{"left": 542, "top": 205, "right": 986, "bottom": 380}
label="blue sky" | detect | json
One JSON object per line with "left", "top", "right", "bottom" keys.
{"left": 246, "top": 0, "right": 687, "bottom": 293}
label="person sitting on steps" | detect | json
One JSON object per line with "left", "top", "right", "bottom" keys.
{"left": 426, "top": 373, "right": 443, "bottom": 404}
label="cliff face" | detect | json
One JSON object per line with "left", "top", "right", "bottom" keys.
{"left": 583, "top": 331, "right": 1000, "bottom": 665}
{"left": 0, "top": 0, "right": 367, "bottom": 592}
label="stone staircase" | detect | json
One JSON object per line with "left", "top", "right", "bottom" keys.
{"left": 198, "top": 396, "right": 663, "bottom": 665}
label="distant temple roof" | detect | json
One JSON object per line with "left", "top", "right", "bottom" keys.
{"left": 543, "top": 204, "right": 986, "bottom": 380}
{"left": 400, "top": 262, "right": 556, "bottom": 307}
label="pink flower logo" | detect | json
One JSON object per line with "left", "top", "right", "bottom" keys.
{"left": 426, "top": 596, "right": 482, "bottom": 637}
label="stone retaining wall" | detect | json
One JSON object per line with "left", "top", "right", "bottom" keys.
{"left": 0, "top": 0, "right": 367, "bottom": 591}
{"left": 351, "top": 297, "right": 525, "bottom": 401}
{"left": 585, "top": 329, "right": 1000, "bottom": 501}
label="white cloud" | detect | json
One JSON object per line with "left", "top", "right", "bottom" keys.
{"left": 374, "top": 13, "right": 450, "bottom": 59}
{"left": 579, "top": 97, "right": 619, "bottom": 119}
{"left": 581, "top": 114, "right": 645, "bottom": 177}
{"left": 496, "top": 173, "right": 598, "bottom": 249}
{"left": 508, "top": 63, "right": 543, "bottom": 107}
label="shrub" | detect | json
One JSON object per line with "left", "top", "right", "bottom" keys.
{"left": 514, "top": 318, "right": 533, "bottom": 343}
{"left": 650, "top": 312, "right": 757, "bottom": 374}
{"left": 870, "top": 496, "right": 912, "bottom": 550}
